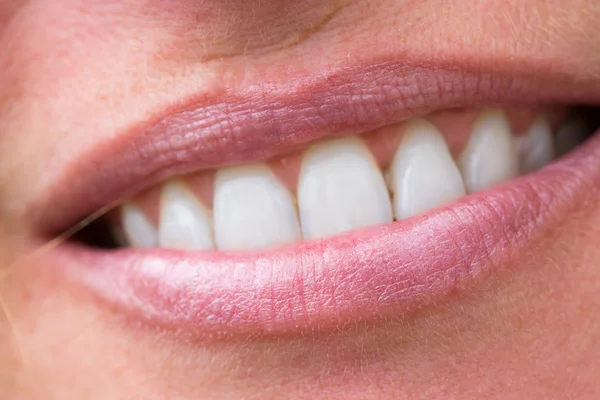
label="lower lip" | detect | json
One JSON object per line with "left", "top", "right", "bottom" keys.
{"left": 48, "top": 132, "right": 600, "bottom": 338}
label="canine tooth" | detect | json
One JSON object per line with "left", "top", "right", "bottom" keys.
{"left": 298, "top": 137, "right": 393, "bottom": 240}
{"left": 121, "top": 202, "right": 157, "bottom": 248}
{"left": 517, "top": 116, "right": 554, "bottom": 173}
{"left": 555, "top": 116, "right": 588, "bottom": 157}
{"left": 459, "top": 109, "right": 519, "bottom": 192}
{"left": 213, "top": 163, "right": 302, "bottom": 251}
{"left": 389, "top": 119, "right": 466, "bottom": 219}
{"left": 158, "top": 180, "right": 214, "bottom": 251}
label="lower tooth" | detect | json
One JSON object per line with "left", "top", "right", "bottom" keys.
{"left": 213, "top": 163, "right": 302, "bottom": 251}
{"left": 297, "top": 137, "right": 393, "bottom": 240}
{"left": 459, "top": 109, "right": 519, "bottom": 193}
{"left": 158, "top": 180, "right": 214, "bottom": 251}
{"left": 389, "top": 119, "right": 466, "bottom": 219}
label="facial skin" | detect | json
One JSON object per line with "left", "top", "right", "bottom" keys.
{"left": 1, "top": 0, "right": 600, "bottom": 398}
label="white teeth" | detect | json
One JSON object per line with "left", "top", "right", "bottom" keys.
{"left": 298, "top": 137, "right": 393, "bottom": 240}
{"left": 122, "top": 108, "right": 568, "bottom": 251}
{"left": 213, "top": 163, "right": 302, "bottom": 251}
{"left": 158, "top": 180, "right": 214, "bottom": 251}
{"left": 555, "top": 116, "right": 588, "bottom": 157}
{"left": 389, "top": 120, "right": 466, "bottom": 219}
{"left": 517, "top": 116, "right": 554, "bottom": 173}
{"left": 459, "top": 109, "right": 519, "bottom": 192}
{"left": 121, "top": 202, "right": 158, "bottom": 248}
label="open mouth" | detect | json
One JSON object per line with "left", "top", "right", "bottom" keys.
{"left": 83, "top": 106, "right": 587, "bottom": 251}
{"left": 34, "top": 60, "right": 600, "bottom": 338}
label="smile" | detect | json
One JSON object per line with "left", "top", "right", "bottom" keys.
{"left": 36, "top": 60, "right": 600, "bottom": 338}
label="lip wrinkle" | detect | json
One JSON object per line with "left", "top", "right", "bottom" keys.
{"left": 36, "top": 58, "right": 600, "bottom": 235}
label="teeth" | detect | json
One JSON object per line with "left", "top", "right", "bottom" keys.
{"left": 213, "top": 163, "right": 302, "bottom": 251}
{"left": 517, "top": 116, "right": 554, "bottom": 173}
{"left": 158, "top": 180, "right": 214, "bottom": 251}
{"left": 389, "top": 119, "right": 466, "bottom": 219}
{"left": 121, "top": 202, "right": 158, "bottom": 248}
{"left": 555, "top": 116, "right": 588, "bottom": 157}
{"left": 298, "top": 137, "right": 393, "bottom": 240}
{"left": 119, "top": 107, "right": 568, "bottom": 251}
{"left": 459, "top": 109, "right": 519, "bottom": 193}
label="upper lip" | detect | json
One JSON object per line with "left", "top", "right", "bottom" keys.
{"left": 33, "top": 57, "right": 600, "bottom": 235}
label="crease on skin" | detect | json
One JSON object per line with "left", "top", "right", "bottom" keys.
{"left": 193, "top": 2, "right": 346, "bottom": 62}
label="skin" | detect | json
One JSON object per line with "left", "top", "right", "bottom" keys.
{"left": 1, "top": 0, "right": 600, "bottom": 398}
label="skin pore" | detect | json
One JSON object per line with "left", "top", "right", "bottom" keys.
{"left": 1, "top": 0, "right": 600, "bottom": 398}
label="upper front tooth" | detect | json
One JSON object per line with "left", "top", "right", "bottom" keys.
{"left": 158, "top": 180, "right": 214, "bottom": 251}
{"left": 121, "top": 202, "right": 158, "bottom": 248}
{"left": 389, "top": 119, "right": 466, "bottom": 219}
{"left": 298, "top": 137, "right": 393, "bottom": 240}
{"left": 213, "top": 163, "right": 302, "bottom": 251}
{"left": 517, "top": 116, "right": 554, "bottom": 173}
{"left": 459, "top": 109, "right": 519, "bottom": 193}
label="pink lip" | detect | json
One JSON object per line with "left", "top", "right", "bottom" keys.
{"left": 49, "top": 133, "right": 600, "bottom": 337}
{"left": 36, "top": 58, "right": 600, "bottom": 234}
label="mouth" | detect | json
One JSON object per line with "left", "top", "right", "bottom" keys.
{"left": 35, "top": 59, "right": 600, "bottom": 339}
